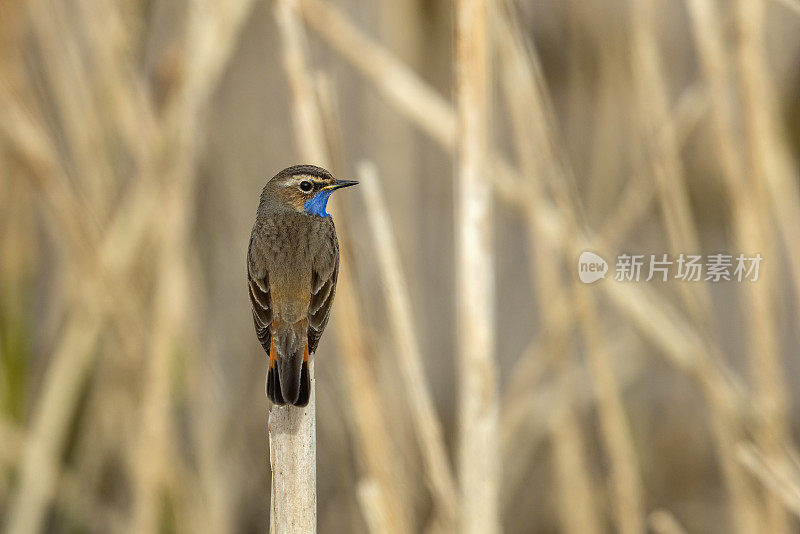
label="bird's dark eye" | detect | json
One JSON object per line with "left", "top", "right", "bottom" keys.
{"left": 300, "top": 180, "right": 313, "bottom": 192}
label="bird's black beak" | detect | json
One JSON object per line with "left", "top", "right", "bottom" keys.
{"left": 327, "top": 179, "right": 359, "bottom": 191}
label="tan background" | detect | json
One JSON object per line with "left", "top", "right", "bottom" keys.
{"left": 1, "top": 0, "right": 800, "bottom": 532}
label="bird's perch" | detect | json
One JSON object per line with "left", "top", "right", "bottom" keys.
{"left": 270, "top": 0, "right": 321, "bottom": 532}
{"left": 268, "top": 361, "right": 317, "bottom": 534}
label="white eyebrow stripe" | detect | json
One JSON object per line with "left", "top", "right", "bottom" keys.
{"left": 293, "top": 175, "right": 331, "bottom": 186}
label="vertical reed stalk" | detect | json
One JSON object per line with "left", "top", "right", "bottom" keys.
{"left": 358, "top": 161, "right": 459, "bottom": 529}
{"left": 734, "top": 1, "right": 791, "bottom": 531}
{"left": 454, "top": 0, "right": 499, "bottom": 532}
{"left": 629, "top": 0, "right": 709, "bottom": 325}
{"left": 574, "top": 284, "right": 644, "bottom": 534}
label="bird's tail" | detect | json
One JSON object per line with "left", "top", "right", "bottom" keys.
{"left": 267, "top": 329, "right": 310, "bottom": 407}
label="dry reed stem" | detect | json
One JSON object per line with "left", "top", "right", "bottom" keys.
{"left": 573, "top": 284, "right": 644, "bottom": 534}
{"left": 540, "top": 301, "right": 604, "bottom": 533}
{"left": 500, "top": 333, "right": 644, "bottom": 511}
{"left": 629, "top": 0, "right": 710, "bottom": 328}
{"left": 550, "top": 366, "right": 603, "bottom": 534}
{"left": 684, "top": 0, "right": 742, "bottom": 192}
{"left": 24, "top": 0, "right": 115, "bottom": 214}
{"left": 498, "top": 84, "right": 705, "bottom": 482}
{"left": 500, "top": 294, "right": 572, "bottom": 426}
{"left": 299, "top": 0, "right": 733, "bottom": 397}
{"left": 355, "top": 478, "right": 394, "bottom": 534}
{"left": 5, "top": 308, "right": 103, "bottom": 534}
{"left": 130, "top": 140, "right": 193, "bottom": 534}
{"left": 275, "top": 1, "right": 413, "bottom": 531}
{"left": 298, "top": 6, "right": 800, "bottom": 531}
{"left": 497, "top": 6, "right": 641, "bottom": 531}
{"left": 130, "top": 3, "right": 257, "bottom": 531}
{"left": 496, "top": 14, "right": 739, "bottom": 453}
{"left": 598, "top": 85, "right": 707, "bottom": 251}
{"left": 773, "top": 0, "right": 800, "bottom": 14}
{"left": 603, "top": 277, "right": 765, "bottom": 533}
{"left": 332, "top": 280, "right": 414, "bottom": 534}
{"left": 686, "top": 2, "right": 787, "bottom": 532}
{"left": 5, "top": 0, "right": 255, "bottom": 530}
{"left": 358, "top": 161, "right": 459, "bottom": 528}
{"left": 276, "top": 0, "right": 327, "bottom": 164}
{"left": 306, "top": 12, "right": 800, "bottom": 527}
{"left": 321, "top": 96, "right": 414, "bottom": 534}
{"left": 734, "top": 2, "right": 794, "bottom": 531}
{"left": 455, "top": 0, "right": 500, "bottom": 532}
{"left": 738, "top": 443, "right": 800, "bottom": 520}
{"left": 647, "top": 510, "right": 689, "bottom": 534}
{"left": 0, "top": 92, "right": 149, "bottom": 356}
{"left": 495, "top": 8, "right": 603, "bottom": 530}
{"left": 0, "top": 417, "right": 127, "bottom": 532}
{"left": 299, "top": 0, "right": 454, "bottom": 149}
{"left": 0, "top": 103, "right": 133, "bottom": 534}
{"left": 741, "top": 5, "right": 800, "bottom": 314}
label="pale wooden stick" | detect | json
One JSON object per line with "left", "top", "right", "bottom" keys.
{"left": 454, "top": 0, "right": 499, "bottom": 532}
{"left": 269, "top": 361, "right": 317, "bottom": 534}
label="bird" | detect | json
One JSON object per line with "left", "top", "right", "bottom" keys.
{"left": 247, "top": 164, "right": 357, "bottom": 407}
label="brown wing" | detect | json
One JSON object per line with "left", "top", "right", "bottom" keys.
{"left": 247, "top": 235, "right": 272, "bottom": 353}
{"left": 307, "top": 252, "right": 338, "bottom": 354}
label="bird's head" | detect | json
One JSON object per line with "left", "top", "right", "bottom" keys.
{"left": 264, "top": 164, "right": 358, "bottom": 217}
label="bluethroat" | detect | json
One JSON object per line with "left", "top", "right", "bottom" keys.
{"left": 247, "top": 165, "right": 357, "bottom": 406}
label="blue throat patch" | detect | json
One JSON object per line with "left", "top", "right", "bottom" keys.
{"left": 303, "top": 190, "right": 333, "bottom": 217}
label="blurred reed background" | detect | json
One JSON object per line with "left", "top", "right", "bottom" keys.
{"left": 2, "top": 0, "right": 800, "bottom": 532}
